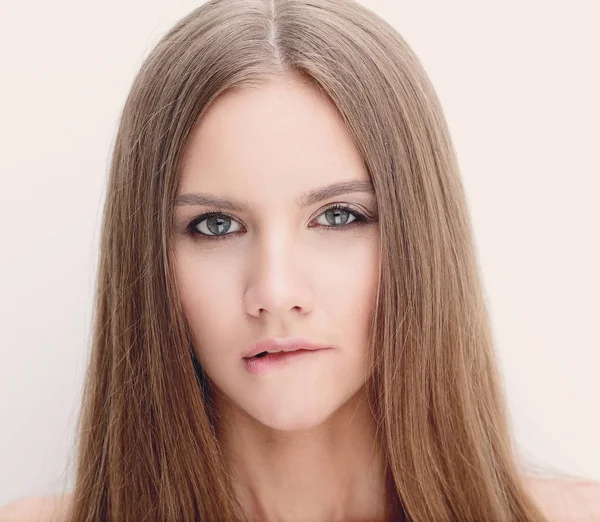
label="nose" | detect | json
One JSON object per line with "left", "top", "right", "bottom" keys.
{"left": 243, "top": 228, "right": 313, "bottom": 320}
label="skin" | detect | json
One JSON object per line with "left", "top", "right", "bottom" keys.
{"left": 172, "top": 74, "right": 387, "bottom": 521}
{"left": 2, "top": 79, "right": 600, "bottom": 522}
{"left": 2, "top": 477, "right": 600, "bottom": 520}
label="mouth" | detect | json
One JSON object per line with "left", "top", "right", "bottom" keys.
{"left": 251, "top": 348, "right": 310, "bottom": 359}
{"left": 242, "top": 337, "right": 331, "bottom": 359}
{"left": 242, "top": 347, "right": 331, "bottom": 375}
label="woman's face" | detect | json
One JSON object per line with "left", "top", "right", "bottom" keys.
{"left": 173, "top": 76, "right": 380, "bottom": 431}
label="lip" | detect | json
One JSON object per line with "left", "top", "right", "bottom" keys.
{"left": 242, "top": 337, "right": 331, "bottom": 359}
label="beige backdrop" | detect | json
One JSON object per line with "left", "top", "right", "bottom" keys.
{"left": 0, "top": 0, "right": 598, "bottom": 504}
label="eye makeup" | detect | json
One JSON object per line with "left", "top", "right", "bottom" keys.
{"left": 182, "top": 202, "right": 378, "bottom": 243}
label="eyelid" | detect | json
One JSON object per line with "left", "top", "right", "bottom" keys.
{"left": 196, "top": 202, "right": 365, "bottom": 226}
{"left": 184, "top": 201, "right": 375, "bottom": 239}
{"left": 310, "top": 202, "right": 370, "bottom": 223}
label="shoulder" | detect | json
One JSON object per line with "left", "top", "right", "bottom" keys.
{"left": 1, "top": 481, "right": 599, "bottom": 521}
{"left": 523, "top": 474, "right": 600, "bottom": 521}
{"left": 0, "top": 493, "right": 72, "bottom": 522}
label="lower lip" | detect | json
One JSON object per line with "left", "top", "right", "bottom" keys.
{"left": 243, "top": 348, "right": 330, "bottom": 375}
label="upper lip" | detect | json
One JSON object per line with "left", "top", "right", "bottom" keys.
{"left": 242, "top": 337, "right": 331, "bottom": 358}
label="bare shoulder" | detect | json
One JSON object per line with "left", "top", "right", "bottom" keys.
{"left": 524, "top": 474, "right": 600, "bottom": 521}
{"left": 0, "top": 493, "right": 72, "bottom": 522}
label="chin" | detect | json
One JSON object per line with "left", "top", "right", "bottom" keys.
{"left": 242, "top": 389, "right": 357, "bottom": 432}
{"left": 252, "top": 406, "right": 336, "bottom": 432}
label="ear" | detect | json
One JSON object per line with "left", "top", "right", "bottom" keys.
{"left": 524, "top": 475, "right": 600, "bottom": 521}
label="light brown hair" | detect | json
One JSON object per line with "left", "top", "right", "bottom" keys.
{"left": 64, "top": 0, "right": 557, "bottom": 519}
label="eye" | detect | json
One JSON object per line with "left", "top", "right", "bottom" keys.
{"left": 188, "top": 212, "right": 243, "bottom": 238}
{"left": 185, "top": 203, "right": 373, "bottom": 242}
{"left": 312, "top": 203, "right": 366, "bottom": 228}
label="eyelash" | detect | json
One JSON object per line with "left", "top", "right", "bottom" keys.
{"left": 184, "top": 203, "right": 373, "bottom": 242}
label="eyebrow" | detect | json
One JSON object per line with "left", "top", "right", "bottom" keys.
{"left": 174, "top": 179, "right": 375, "bottom": 211}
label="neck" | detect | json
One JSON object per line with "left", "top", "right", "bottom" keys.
{"left": 216, "top": 387, "right": 394, "bottom": 522}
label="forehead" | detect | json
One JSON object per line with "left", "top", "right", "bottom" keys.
{"left": 178, "top": 78, "right": 369, "bottom": 201}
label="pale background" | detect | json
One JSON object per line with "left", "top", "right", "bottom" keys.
{"left": 0, "top": 0, "right": 598, "bottom": 505}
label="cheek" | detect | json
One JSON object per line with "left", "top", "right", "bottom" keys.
{"left": 319, "top": 235, "right": 380, "bottom": 325}
{"left": 174, "top": 255, "right": 241, "bottom": 363}
{"left": 174, "top": 233, "right": 379, "bottom": 360}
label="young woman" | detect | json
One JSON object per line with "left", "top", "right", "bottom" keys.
{"left": 2, "top": 0, "right": 598, "bottom": 520}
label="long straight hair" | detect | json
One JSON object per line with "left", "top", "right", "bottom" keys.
{"left": 64, "top": 0, "right": 553, "bottom": 520}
